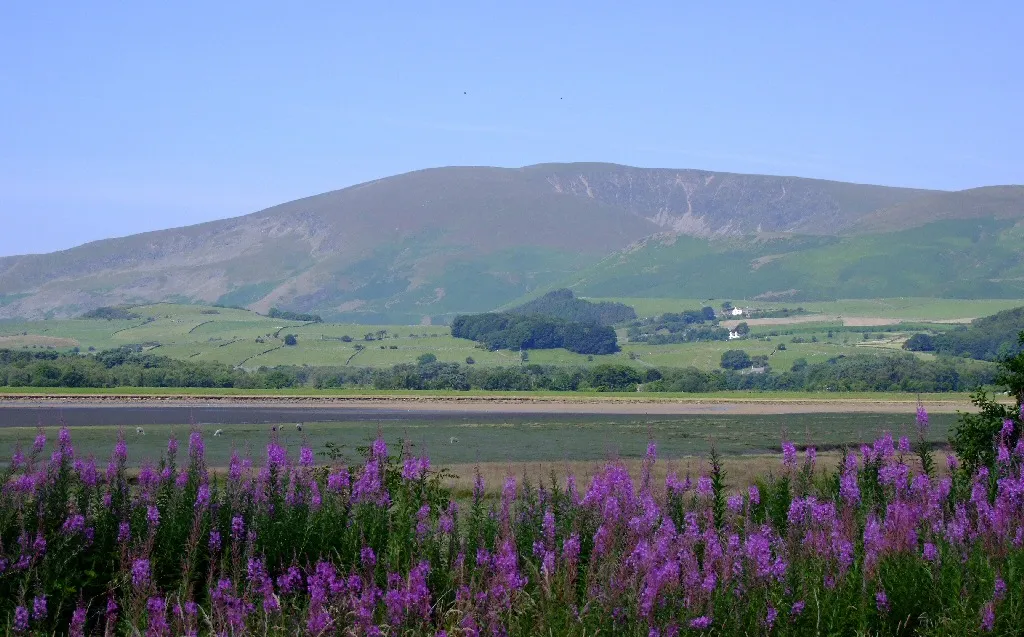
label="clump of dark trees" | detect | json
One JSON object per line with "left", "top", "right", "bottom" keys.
{"left": 627, "top": 306, "right": 730, "bottom": 344}
{"left": 78, "top": 307, "right": 142, "bottom": 321}
{"left": 508, "top": 289, "right": 636, "bottom": 325}
{"left": 904, "top": 306, "right": 1024, "bottom": 361}
{"left": 267, "top": 307, "right": 323, "bottom": 323}
{"left": 450, "top": 313, "right": 619, "bottom": 355}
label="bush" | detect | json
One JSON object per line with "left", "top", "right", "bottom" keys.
{"left": 720, "top": 349, "right": 752, "bottom": 370}
{"left": 283, "top": 334, "right": 298, "bottom": 346}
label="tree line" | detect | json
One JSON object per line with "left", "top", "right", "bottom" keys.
{"left": 904, "top": 306, "right": 1024, "bottom": 361}
{"left": 0, "top": 347, "right": 994, "bottom": 393}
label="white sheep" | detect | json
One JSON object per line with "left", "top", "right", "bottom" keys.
{"left": 449, "top": 436, "right": 459, "bottom": 444}
{"left": 213, "top": 429, "right": 223, "bottom": 437}
{"left": 295, "top": 423, "right": 303, "bottom": 431}
{"left": 136, "top": 427, "right": 145, "bottom": 435}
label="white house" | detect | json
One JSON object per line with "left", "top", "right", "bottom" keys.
{"left": 730, "top": 307, "right": 744, "bottom": 317}
{"left": 728, "top": 330, "right": 742, "bottom": 340}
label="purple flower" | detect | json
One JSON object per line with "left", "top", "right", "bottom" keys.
{"left": 764, "top": 605, "right": 778, "bottom": 628}
{"left": 132, "top": 559, "right": 151, "bottom": 587}
{"left": 696, "top": 475, "right": 713, "bottom": 497}
{"left": 981, "top": 601, "right": 995, "bottom": 632}
{"left": 689, "top": 616, "right": 712, "bottom": 629}
{"left": 402, "top": 456, "right": 430, "bottom": 480}
{"left": 146, "top": 597, "right": 168, "bottom": 636}
{"left": 266, "top": 442, "right": 287, "bottom": 468}
{"left": 209, "top": 530, "right": 222, "bottom": 552}
{"left": 32, "top": 534, "right": 46, "bottom": 555}
{"left": 13, "top": 606, "right": 28, "bottom": 632}
{"left": 898, "top": 436, "right": 911, "bottom": 454}
{"left": 782, "top": 441, "right": 797, "bottom": 469}
{"left": 70, "top": 605, "right": 87, "bottom": 637}
{"left": 923, "top": 542, "right": 938, "bottom": 562}
{"left": 31, "top": 595, "right": 47, "bottom": 620}
{"left": 791, "top": 600, "right": 805, "bottom": 616}
{"left": 361, "top": 546, "right": 377, "bottom": 568}
{"left": 916, "top": 403, "right": 929, "bottom": 433}
{"left": 995, "top": 577, "right": 1007, "bottom": 600}
{"left": 167, "top": 436, "right": 178, "bottom": 455}
{"left": 33, "top": 430, "right": 46, "bottom": 453}
{"left": 1001, "top": 419, "right": 1014, "bottom": 439}
{"left": 62, "top": 514, "right": 86, "bottom": 534}
{"left": 118, "top": 521, "right": 131, "bottom": 543}
{"left": 114, "top": 435, "right": 127, "bottom": 462}
{"left": 188, "top": 431, "right": 204, "bottom": 460}
{"left": 946, "top": 454, "right": 959, "bottom": 471}
{"left": 147, "top": 505, "right": 160, "bottom": 527}
{"left": 727, "top": 494, "right": 743, "bottom": 513}
{"left": 194, "top": 484, "right": 210, "bottom": 510}
{"left": 300, "top": 446, "right": 315, "bottom": 467}
{"left": 875, "top": 590, "right": 889, "bottom": 613}
{"left": 327, "top": 467, "right": 350, "bottom": 493}
{"left": 231, "top": 515, "right": 245, "bottom": 540}
{"left": 748, "top": 485, "right": 760, "bottom": 505}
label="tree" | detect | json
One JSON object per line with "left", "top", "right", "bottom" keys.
{"left": 735, "top": 322, "right": 750, "bottom": 336}
{"left": 720, "top": 350, "right": 752, "bottom": 370}
{"left": 586, "top": 364, "right": 642, "bottom": 391}
{"left": 721, "top": 301, "right": 734, "bottom": 313}
{"left": 283, "top": 334, "right": 297, "bottom": 346}
{"left": 417, "top": 353, "right": 438, "bottom": 365}
{"left": 341, "top": 335, "right": 353, "bottom": 342}
{"left": 951, "top": 331, "right": 1024, "bottom": 472}
{"left": 702, "top": 306, "right": 717, "bottom": 322}
{"left": 903, "top": 333, "right": 935, "bottom": 351}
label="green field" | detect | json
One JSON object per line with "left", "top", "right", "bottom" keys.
{"left": 0, "top": 411, "right": 957, "bottom": 468}
{"left": 590, "top": 296, "right": 1024, "bottom": 321}
{"left": 0, "top": 298, "right": 1018, "bottom": 372}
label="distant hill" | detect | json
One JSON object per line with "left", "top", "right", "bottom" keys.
{"left": 558, "top": 218, "right": 1024, "bottom": 301}
{"left": 0, "top": 162, "right": 1020, "bottom": 321}
{"left": 847, "top": 186, "right": 1024, "bottom": 233}
{"left": 506, "top": 289, "right": 636, "bottom": 325}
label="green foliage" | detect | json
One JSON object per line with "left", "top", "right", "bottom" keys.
{"left": 417, "top": 353, "right": 438, "bottom": 365}
{"left": 450, "top": 313, "right": 619, "bottom": 355}
{"left": 927, "top": 306, "right": 1024, "bottom": 360}
{"left": 508, "top": 289, "right": 636, "bottom": 325}
{"left": 267, "top": 307, "right": 323, "bottom": 323}
{"left": 585, "top": 364, "right": 642, "bottom": 391}
{"left": 78, "top": 306, "right": 141, "bottom": 320}
{"left": 283, "top": 334, "right": 298, "bottom": 346}
{"left": 720, "top": 349, "right": 751, "bottom": 370}
{"left": 951, "top": 331, "right": 1024, "bottom": 471}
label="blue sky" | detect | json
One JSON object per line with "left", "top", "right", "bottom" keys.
{"left": 1, "top": 1, "right": 1021, "bottom": 256}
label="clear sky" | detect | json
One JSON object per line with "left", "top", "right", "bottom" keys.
{"left": 1, "top": 1, "right": 1021, "bottom": 257}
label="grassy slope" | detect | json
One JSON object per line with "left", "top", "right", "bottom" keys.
{"left": 563, "top": 219, "right": 1024, "bottom": 301}
{"left": 0, "top": 300, "right": 1014, "bottom": 372}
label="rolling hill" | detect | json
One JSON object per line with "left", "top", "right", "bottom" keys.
{"left": 0, "top": 163, "right": 1021, "bottom": 322}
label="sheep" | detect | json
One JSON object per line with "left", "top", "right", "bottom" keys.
{"left": 449, "top": 436, "right": 459, "bottom": 444}
{"left": 136, "top": 427, "right": 145, "bottom": 435}
{"left": 213, "top": 429, "right": 223, "bottom": 437}
{"left": 295, "top": 423, "right": 303, "bottom": 431}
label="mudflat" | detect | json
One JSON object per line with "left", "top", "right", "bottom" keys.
{"left": 0, "top": 392, "right": 978, "bottom": 416}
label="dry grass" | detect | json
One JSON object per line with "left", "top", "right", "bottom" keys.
{"left": 0, "top": 334, "right": 79, "bottom": 348}
{"left": 441, "top": 449, "right": 950, "bottom": 496}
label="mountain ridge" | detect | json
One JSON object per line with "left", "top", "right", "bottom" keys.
{"left": 1, "top": 163, "right": 1021, "bottom": 321}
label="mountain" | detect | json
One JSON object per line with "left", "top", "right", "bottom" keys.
{"left": 0, "top": 163, "right": 1020, "bottom": 321}
{"left": 847, "top": 186, "right": 1024, "bottom": 233}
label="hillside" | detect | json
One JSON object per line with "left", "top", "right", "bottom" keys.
{"left": 0, "top": 163, "right": 1021, "bottom": 321}
{"left": 559, "top": 218, "right": 1024, "bottom": 302}
{"left": 847, "top": 186, "right": 1024, "bottom": 233}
